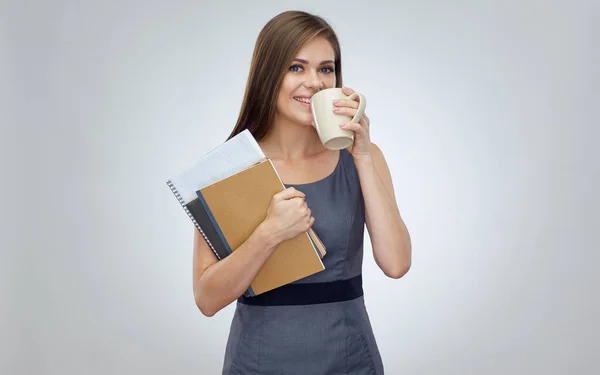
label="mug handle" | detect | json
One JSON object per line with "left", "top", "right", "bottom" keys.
{"left": 347, "top": 92, "right": 367, "bottom": 123}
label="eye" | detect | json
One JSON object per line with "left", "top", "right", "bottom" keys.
{"left": 289, "top": 64, "right": 303, "bottom": 72}
{"left": 320, "top": 66, "right": 334, "bottom": 74}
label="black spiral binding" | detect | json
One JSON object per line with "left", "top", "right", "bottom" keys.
{"left": 166, "top": 180, "right": 221, "bottom": 260}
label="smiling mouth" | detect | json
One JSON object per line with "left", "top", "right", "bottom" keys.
{"left": 294, "top": 97, "right": 311, "bottom": 104}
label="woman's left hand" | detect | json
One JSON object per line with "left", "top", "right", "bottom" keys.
{"left": 333, "top": 87, "right": 372, "bottom": 160}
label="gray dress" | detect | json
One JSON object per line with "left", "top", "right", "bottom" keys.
{"left": 222, "top": 149, "right": 384, "bottom": 374}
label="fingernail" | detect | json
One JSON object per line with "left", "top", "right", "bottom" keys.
{"left": 333, "top": 107, "right": 339, "bottom": 112}
{"left": 332, "top": 99, "right": 339, "bottom": 104}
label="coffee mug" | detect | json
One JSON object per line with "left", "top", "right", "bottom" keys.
{"left": 310, "top": 88, "right": 367, "bottom": 150}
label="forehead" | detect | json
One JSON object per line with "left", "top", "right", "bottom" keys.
{"left": 294, "top": 36, "right": 335, "bottom": 61}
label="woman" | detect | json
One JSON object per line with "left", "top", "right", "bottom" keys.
{"left": 192, "top": 10, "right": 411, "bottom": 374}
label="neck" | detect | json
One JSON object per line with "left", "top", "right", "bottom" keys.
{"left": 260, "top": 115, "right": 327, "bottom": 161}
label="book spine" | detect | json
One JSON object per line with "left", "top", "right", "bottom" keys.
{"left": 196, "top": 190, "right": 255, "bottom": 298}
{"left": 195, "top": 190, "right": 233, "bottom": 256}
{"left": 166, "top": 180, "right": 221, "bottom": 260}
{"left": 166, "top": 182, "right": 255, "bottom": 297}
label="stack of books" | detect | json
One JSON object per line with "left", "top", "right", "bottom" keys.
{"left": 166, "top": 130, "right": 326, "bottom": 297}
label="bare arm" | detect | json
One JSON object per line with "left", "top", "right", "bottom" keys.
{"left": 192, "top": 223, "right": 277, "bottom": 316}
{"left": 334, "top": 87, "right": 411, "bottom": 279}
{"left": 192, "top": 187, "right": 314, "bottom": 317}
{"left": 355, "top": 143, "right": 412, "bottom": 279}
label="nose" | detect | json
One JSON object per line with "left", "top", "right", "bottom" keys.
{"left": 304, "top": 70, "right": 323, "bottom": 91}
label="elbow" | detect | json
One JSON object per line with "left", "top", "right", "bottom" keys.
{"left": 195, "top": 295, "right": 218, "bottom": 317}
{"left": 385, "top": 259, "right": 411, "bottom": 279}
{"left": 385, "top": 265, "right": 410, "bottom": 279}
{"left": 381, "top": 233, "right": 412, "bottom": 279}
{"left": 194, "top": 284, "right": 219, "bottom": 317}
{"left": 387, "top": 242, "right": 412, "bottom": 279}
{"left": 196, "top": 299, "right": 217, "bottom": 317}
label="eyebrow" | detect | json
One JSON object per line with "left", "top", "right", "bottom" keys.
{"left": 292, "top": 58, "right": 335, "bottom": 65}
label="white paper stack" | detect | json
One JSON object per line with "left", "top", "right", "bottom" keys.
{"left": 166, "top": 130, "right": 266, "bottom": 205}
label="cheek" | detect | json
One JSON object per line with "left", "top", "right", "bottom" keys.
{"left": 277, "top": 81, "right": 298, "bottom": 107}
{"left": 276, "top": 83, "right": 291, "bottom": 105}
{"left": 327, "top": 74, "right": 337, "bottom": 88}
{"left": 275, "top": 91, "right": 291, "bottom": 114}
{"left": 315, "top": 74, "right": 336, "bottom": 89}
{"left": 279, "top": 75, "right": 296, "bottom": 93}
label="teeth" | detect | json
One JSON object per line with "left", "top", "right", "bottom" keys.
{"left": 294, "top": 97, "right": 311, "bottom": 104}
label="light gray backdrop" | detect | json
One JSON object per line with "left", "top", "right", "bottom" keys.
{"left": 2, "top": 0, "right": 599, "bottom": 374}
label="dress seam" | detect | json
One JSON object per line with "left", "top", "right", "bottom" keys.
{"left": 341, "top": 150, "right": 360, "bottom": 279}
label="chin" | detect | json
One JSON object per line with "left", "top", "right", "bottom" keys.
{"left": 295, "top": 114, "right": 314, "bottom": 127}
{"left": 283, "top": 109, "right": 312, "bottom": 127}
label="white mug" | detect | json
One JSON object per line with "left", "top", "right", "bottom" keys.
{"left": 310, "top": 88, "right": 367, "bottom": 150}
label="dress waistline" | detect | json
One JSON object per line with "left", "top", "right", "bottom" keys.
{"left": 237, "top": 274, "right": 363, "bottom": 306}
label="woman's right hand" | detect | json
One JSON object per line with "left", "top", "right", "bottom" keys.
{"left": 262, "top": 187, "right": 314, "bottom": 244}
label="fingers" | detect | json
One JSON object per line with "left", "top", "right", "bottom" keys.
{"left": 298, "top": 201, "right": 310, "bottom": 217}
{"left": 301, "top": 214, "right": 315, "bottom": 230}
{"left": 274, "top": 187, "right": 305, "bottom": 201}
{"left": 360, "top": 114, "right": 370, "bottom": 127}
{"left": 333, "top": 98, "right": 359, "bottom": 109}
{"left": 294, "top": 202, "right": 314, "bottom": 231}
{"left": 341, "top": 86, "right": 354, "bottom": 95}
{"left": 339, "top": 122, "right": 363, "bottom": 132}
{"left": 333, "top": 106, "right": 358, "bottom": 117}
{"left": 332, "top": 98, "right": 359, "bottom": 119}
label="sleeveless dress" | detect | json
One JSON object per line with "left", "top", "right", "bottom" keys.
{"left": 222, "top": 149, "right": 385, "bottom": 375}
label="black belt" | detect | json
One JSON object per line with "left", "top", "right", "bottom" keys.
{"left": 238, "top": 274, "right": 363, "bottom": 306}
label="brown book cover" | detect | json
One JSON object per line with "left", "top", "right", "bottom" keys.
{"left": 196, "top": 159, "right": 326, "bottom": 297}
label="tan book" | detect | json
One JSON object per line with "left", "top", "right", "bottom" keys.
{"left": 195, "top": 158, "right": 326, "bottom": 296}
{"left": 166, "top": 130, "right": 326, "bottom": 297}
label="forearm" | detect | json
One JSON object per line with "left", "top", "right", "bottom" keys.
{"left": 195, "top": 222, "right": 278, "bottom": 316}
{"left": 355, "top": 157, "right": 411, "bottom": 278}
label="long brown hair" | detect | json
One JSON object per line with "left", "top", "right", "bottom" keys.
{"left": 227, "top": 10, "right": 343, "bottom": 141}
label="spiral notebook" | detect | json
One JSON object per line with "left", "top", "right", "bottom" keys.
{"left": 166, "top": 130, "right": 326, "bottom": 296}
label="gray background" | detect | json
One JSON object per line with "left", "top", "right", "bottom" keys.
{"left": 2, "top": 0, "right": 599, "bottom": 374}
